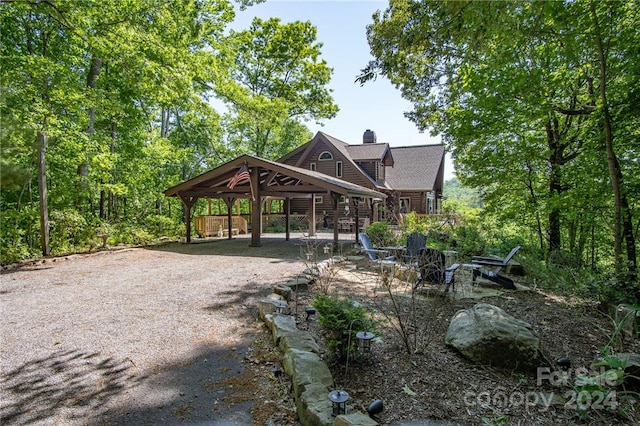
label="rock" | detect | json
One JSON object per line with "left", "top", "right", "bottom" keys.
{"left": 258, "top": 298, "right": 289, "bottom": 320}
{"left": 285, "top": 277, "right": 311, "bottom": 292}
{"left": 334, "top": 411, "right": 379, "bottom": 426}
{"left": 273, "top": 285, "right": 293, "bottom": 300}
{"left": 296, "top": 382, "right": 334, "bottom": 426}
{"left": 445, "top": 303, "right": 542, "bottom": 372}
{"left": 283, "top": 348, "right": 334, "bottom": 399}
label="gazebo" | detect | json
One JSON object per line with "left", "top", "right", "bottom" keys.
{"left": 164, "top": 154, "right": 387, "bottom": 247}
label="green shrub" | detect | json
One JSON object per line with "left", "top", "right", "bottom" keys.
{"left": 364, "top": 221, "right": 396, "bottom": 247}
{"left": 49, "top": 209, "right": 90, "bottom": 254}
{"left": 312, "top": 293, "right": 379, "bottom": 361}
{"left": 144, "top": 214, "right": 181, "bottom": 237}
{"left": 264, "top": 225, "right": 286, "bottom": 233}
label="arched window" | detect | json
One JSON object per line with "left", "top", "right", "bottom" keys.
{"left": 318, "top": 151, "right": 333, "bottom": 160}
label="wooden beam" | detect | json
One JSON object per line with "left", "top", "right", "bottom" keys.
{"left": 250, "top": 166, "right": 261, "bottom": 247}
{"left": 332, "top": 192, "right": 340, "bottom": 250}
{"left": 178, "top": 194, "right": 198, "bottom": 243}
{"left": 285, "top": 198, "right": 290, "bottom": 241}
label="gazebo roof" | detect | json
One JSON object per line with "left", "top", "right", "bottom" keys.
{"left": 164, "top": 154, "right": 387, "bottom": 200}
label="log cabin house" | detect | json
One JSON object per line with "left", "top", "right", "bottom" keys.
{"left": 277, "top": 129, "right": 446, "bottom": 231}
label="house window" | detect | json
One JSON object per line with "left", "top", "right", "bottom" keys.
{"left": 399, "top": 197, "right": 410, "bottom": 213}
{"left": 315, "top": 196, "right": 323, "bottom": 204}
{"left": 310, "top": 162, "right": 316, "bottom": 171}
{"left": 336, "top": 161, "right": 343, "bottom": 177}
{"left": 319, "top": 151, "right": 333, "bottom": 160}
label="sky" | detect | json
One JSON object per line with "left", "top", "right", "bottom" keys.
{"left": 232, "top": 0, "right": 456, "bottom": 180}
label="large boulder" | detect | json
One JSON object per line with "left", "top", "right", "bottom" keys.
{"left": 445, "top": 303, "right": 543, "bottom": 372}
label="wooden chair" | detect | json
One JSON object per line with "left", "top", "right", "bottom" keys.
{"left": 470, "top": 246, "right": 521, "bottom": 290}
{"left": 413, "top": 247, "right": 460, "bottom": 293}
{"left": 402, "top": 232, "right": 426, "bottom": 264}
{"left": 358, "top": 233, "right": 398, "bottom": 265}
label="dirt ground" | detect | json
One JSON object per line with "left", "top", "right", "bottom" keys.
{"left": 2, "top": 235, "right": 639, "bottom": 426}
{"left": 277, "top": 259, "right": 640, "bottom": 426}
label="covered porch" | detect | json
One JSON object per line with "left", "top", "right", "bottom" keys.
{"left": 163, "top": 154, "right": 386, "bottom": 248}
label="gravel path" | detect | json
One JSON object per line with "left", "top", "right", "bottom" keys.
{"left": 0, "top": 235, "right": 321, "bottom": 425}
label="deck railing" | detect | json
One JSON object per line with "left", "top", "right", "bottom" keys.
{"left": 194, "top": 215, "right": 248, "bottom": 237}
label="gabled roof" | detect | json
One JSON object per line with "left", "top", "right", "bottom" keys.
{"left": 346, "top": 143, "right": 394, "bottom": 166}
{"left": 278, "top": 132, "right": 390, "bottom": 191}
{"left": 385, "top": 145, "right": 445, "bottom": 191}
{"left": 164, "top": 154, "right": 387, "bottom": 200}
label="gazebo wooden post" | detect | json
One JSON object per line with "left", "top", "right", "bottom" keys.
{"left": 178, "top": 194, "right": 198, "bottom": 243}
{"left": 308, "top": 196, "right": 316, "bottom": 237}
{"left": 250, "top": 166, "right": 261, "bottom": 247}
{"left": 354, "top": 197, "right": 360, "bottom": 243}
{"left": 331, "top": 192, "right": 340, "bottom": 251}
{"left": 284, "top": 198, "right": 291, "bottom": 241}
{"left": 225, "top": 197, "right": 235, "bottom": 240}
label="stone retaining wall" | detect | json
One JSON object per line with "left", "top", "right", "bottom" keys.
{"left": 257, "top": 259, "right": 378, "bottom": 426}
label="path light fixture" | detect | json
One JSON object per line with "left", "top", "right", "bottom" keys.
{"left": 367, "top": 399, "right": 384, "bottom": 418}
{"left": 305, "top": 307, "right": 316, "bottom": 320}
{"left": 355, "top": 331, "right": 375, "bottom": 355}
{"left": 323, "top": 245, "right": 331, "bottom": 254}
{"left": 275, "top": 302, "right": 288, "bottom": 314}
{"left": 328, "top": 389, "right": 349, "bottom": 416}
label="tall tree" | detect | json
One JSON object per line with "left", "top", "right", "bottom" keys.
{"left": 359, "top": 0, "right": 637, "bottom": 289}
{"left": 218, "top": 17, "right": 338, "bottom": 159}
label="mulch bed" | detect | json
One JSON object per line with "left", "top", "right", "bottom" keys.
{"left": 243, "top": 257, "right": 640, "bottom": 425}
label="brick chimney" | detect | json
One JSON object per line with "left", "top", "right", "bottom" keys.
{"left": 363, "top": 129, "right": 377, "bottom": 144}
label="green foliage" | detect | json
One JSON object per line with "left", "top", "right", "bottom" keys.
{"left": 364, "top": 221, "right": 396, "bottom": 247}
{"left": 264, "top": 225, "right": 286, "bottom": 233}
{"left": 361, "top": 0, "right": 638, "bottom": 289}
{"left": 219, "top": 17, "right": 337, "bottom": 159}
{"left": 49, "top": 209, "right": 90, "bottom": 254}
{"left": 144, "top": 214, "right": 181, "bottom": 238}
{"left": 444, "top": 177, "right": 483, "bottom": 210}
{"left": 312, "top": 293, "right": 378, "bottom": 361}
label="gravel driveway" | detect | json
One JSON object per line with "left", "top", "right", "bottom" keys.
{"left": 0, "top": 235, "right": 321, "bottom": 425}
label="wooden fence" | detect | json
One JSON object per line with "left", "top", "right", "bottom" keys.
{"left": 194, "top": 215, "right": 248, "bottom": 237}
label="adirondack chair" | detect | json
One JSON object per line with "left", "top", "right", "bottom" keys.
{"left": 413, "top": 247, "right": 460, "bottom": 294}
{"left": 402, "top": 232, "right": 426, "bottom": 264}
{"left": 470, "top": 246, "right": 521, "bottom": 290}
{"left": 358, "top": 233, "right": 397, "bottom": 265}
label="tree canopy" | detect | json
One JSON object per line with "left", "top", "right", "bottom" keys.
{"left": 0, "top": 0, "right": 336, "bottom": 261}
{"left": 359, "top": 0, "right": 638, "bottom": 295}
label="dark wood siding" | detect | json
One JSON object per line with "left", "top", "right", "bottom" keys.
{"left": 397, "top": 191, "right": 427, "bottom": 214}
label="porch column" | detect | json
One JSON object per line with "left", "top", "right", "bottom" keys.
{"left": 284, "top": 197, "right": 291, "bottom": 241}
{"left": 308, "top": 196, "right": 316, "bottom": 237}
{"left": 331, "top": 192, "right": 340, "bottom": 250}
{"left": 250, "top": 166, "right": 261, "bottom": 247}
{"left": 354, "top": 197, "right": 360, "bottom": 243}
{"left": 225, "top": 197, "right": 235, "bottom": 240}
{"left": 178, "top": 194, "right": 198, "bottom": 243}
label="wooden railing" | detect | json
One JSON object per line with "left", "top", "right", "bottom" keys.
{"left": 195, "top": 215, "right": 248, "bottom": 237}
{"left": 262, "top": 214, "right": 309, "bottom": 231}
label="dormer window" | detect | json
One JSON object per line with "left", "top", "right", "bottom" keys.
{"left": 318, "top": 151, "right": 333, "bottom": 161}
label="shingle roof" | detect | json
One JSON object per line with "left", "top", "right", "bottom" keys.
{"left": 385, "top": 145, "right": 445, "bottom": 191}
{"left": 345, "top": 143, "right": 390, "bottom": 161}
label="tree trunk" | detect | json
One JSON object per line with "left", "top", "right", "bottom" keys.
{"left": 546, "top": 118, "right": 562, "bottom": 254}
{"left": 590, "top": 0, "right": 638, "bottom": 288}
{"left": 78, "top": 55, "right": 102, "bottom": 212}
{"left": 37, "top": 131, "right": 50, "bottom": 256}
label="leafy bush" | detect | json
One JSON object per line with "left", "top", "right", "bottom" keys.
{"left": 49, "top": 209, "right": 90, "bottom": 254}
{"left": 364, "top": 221, "right": 396, "bottom": 247}
{"left": 144, "top": 214, "right": 181, "bottom": 237}
{"left": 312, "top": 293, "right": 379, "bottom": 361}
{"left": 0, "top": 206, "right": 39, "bottom": 264}
{"left": 264, "top": 225, "right": 286, "bottom": 233}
